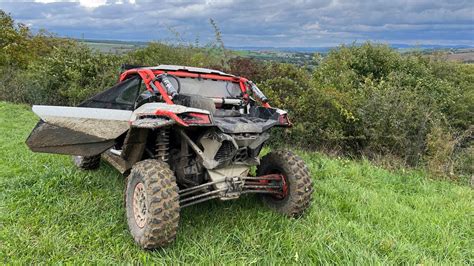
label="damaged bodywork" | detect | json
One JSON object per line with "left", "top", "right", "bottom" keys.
{"left": 27, "top": 106, "right": 131, "bottom": 156}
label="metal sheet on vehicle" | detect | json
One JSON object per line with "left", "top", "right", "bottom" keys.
{"left": 32, "top": 106, "right": 131, "bottom": 139}
{"left": 26, "top": 120, "right": 116, "bottom": 156}
{"left": 26, "top": 105, "right": 132, "bottom": 156}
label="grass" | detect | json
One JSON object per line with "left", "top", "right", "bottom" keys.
{"left": 0, "top": 101, "right": 473, "bottom": 264}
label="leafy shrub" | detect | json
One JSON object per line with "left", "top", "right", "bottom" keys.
{"left": 260, "top": 43, "right": 473, "bottom": 177}
{"left": 0, "top": 10, "right": 32, "bottom": 68}
{"left": 26, "top": 43, "right": 121, "bottom": 105}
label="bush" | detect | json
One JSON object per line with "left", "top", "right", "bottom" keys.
{"left": 260, "top": 43, "right": 473, "bottom": 177}
{"left": 26, "top": 43, "right": 121, "bottom": 105}
{"left": 0, "top": 10, "right": 31, "bottom": 68}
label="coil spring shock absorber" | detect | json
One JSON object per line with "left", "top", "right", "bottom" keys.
{"left": 154, "top": 128, "right": 170, "bottom": 161}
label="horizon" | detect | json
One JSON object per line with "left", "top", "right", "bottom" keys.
{"left": 77, "top": 38, "right": 474, "bottom": 52}
{"left": 0, "top": 0, "right": 473, "bottom": 47}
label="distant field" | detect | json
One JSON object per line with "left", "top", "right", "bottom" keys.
{"left": 1, "top": 102, "right": 473, "bottom": 264}
{"left": 82, "top": 41, "right": 145, "bottom": 54}
{"left": 82, "top": 39, "right": 474, "bottom": 65}
{"left": 444, "top": 52, "right": 474, "bottom": 63}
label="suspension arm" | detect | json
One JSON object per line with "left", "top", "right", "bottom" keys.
{"left": 178, "top": 174, "right": 285, "bottom": 208}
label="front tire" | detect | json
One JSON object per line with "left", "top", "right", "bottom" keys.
{"left": 257, "top": 150, "right": 313, "bottom": 217}
{"left": 125, "top": 159, "right": 180, "bottom": 249}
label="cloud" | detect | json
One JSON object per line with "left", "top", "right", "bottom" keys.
{"left": 0, "top": 0, "right": 472, "bottom": 46}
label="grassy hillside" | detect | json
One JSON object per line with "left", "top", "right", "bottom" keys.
{"left": 0, "top": 102, "right": 472, "bottom": 264}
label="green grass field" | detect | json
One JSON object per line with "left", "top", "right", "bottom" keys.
{"left": 0, "top": 102, "right": 472, "bottom": 264}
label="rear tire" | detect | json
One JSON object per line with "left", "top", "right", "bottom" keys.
{"left": 125, "top": 159, "right": 180, "bottom": 249}
{"left": 73, "top": 155, "right": 100, "bottom": 170}
{"left": 257, "top": 150, "right": 313, "bottom": 217}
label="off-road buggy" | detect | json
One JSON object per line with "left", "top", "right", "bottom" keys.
{"left": 26, "top": 65, "right": 313, "bottom": 249}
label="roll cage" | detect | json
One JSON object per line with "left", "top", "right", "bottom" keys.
{"left": 118, "top": 68, "right": 271, "bottom": 108}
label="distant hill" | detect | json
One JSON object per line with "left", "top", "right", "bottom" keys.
{"left": 78, "top": 38, "right": 473, "bottom": 53}
{"left": 78, "top": 39, "right": 474, "bottom": 64}
{"left": 229, "top": 44, "right": 474, "bottom": 53}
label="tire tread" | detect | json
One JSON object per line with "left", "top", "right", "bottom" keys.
{"left": 257, "top": 150, "right": 313, "bottom": 217}
{"left": 125, "top": 159, "right": 180, "bottom": 249}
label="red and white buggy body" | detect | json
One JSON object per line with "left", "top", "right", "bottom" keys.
{"left": 27, "top": 65, "right": 313, "bottom": 249}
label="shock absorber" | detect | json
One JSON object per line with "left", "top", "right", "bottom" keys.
{"left": 154, "top": 128, "right": 170, "bottom": 161}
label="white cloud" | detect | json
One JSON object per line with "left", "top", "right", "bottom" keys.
{"left": 2, "top": 0, "right": 473, "bottom": 46}
{"left": 35, "top": 0, "right": 60, "bottom": 3}
{"left": 34, "top": 0, "right": 121, "bottom": 9}
{"left": 79, "top": 0, "right": 106, "bottom": 8}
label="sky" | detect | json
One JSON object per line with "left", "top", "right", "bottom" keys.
{"left": 0, "top": 0, "right": 473, "bottom": 47}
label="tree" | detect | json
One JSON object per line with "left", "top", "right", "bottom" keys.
{"left": 0, "top": 10, "right": 31, "bottom": 68}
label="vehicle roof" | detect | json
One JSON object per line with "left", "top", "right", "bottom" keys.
{"left": 143, "top": 65, "right": 236, "bottom": 78}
